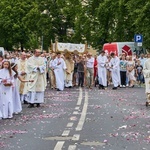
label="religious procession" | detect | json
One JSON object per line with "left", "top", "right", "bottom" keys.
{"left": 0, "top": 44, "right": 150, "bottom": 120}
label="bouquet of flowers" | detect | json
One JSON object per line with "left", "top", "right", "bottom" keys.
{"left": 2, "top": 79, "right": 13, "bottom": 86}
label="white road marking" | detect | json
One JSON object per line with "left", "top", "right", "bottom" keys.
{"left": 62, "top": 130, "right": 70, "bottom": 136}
{"left": 54, "top": 88, "right": 84, "bottom": 150}
{"left": 77, "top": 87, "right": 83, "bottom": 106}
{"left": 54, "top": 141, "right": 65, "bottom": 150}
{"left": 72, "top": 134, "right": 80, "bottom": 141}
{"left": 75, "top": 107, "right": 79, "bottom": 110}
{"left": 73, "top": 111, "right": 79, "bottom": 115}
{"left": 76, "top": 91, "right": 88, "bottom": 131}
{"left": 69, "top": 116, "right": 77, "bottom": 121}
{"left": 67, "top": 122, "right": 74, "bottom": 128}
{"left": 68, "top": 145, "right": 77, "bottom": 150}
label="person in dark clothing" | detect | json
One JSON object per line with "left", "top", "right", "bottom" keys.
{"left": 77, "top": 57, "right": 85, "bottom": 87}
{"left": 120, "top": 54, "right": 127, "bottom": 87}
{"left": 73, "top": 57, "right": 78, "bottom": 86}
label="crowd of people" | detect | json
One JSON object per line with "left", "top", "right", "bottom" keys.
{"left": 0, "top": 49, "right": 150, "bottom": 119}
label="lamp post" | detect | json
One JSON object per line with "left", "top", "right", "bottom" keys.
{"left": 40, "top": 10, "right": 49, "bottom": 52}
{"left": 41, "top": 35, "right": 43, "bottom": 52}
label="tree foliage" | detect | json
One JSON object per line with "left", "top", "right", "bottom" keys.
{"left": 0, "top": 0, "right": 149, "bottom": 50}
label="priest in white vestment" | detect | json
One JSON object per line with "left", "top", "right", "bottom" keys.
{"left": 110, "top": 53, "right": 120, "bottom": 90}
{"left": 97, "top": 51, "right": 108, "bottom": 89}
{"left": 143, "top": 54, "right": 150, "bottom": 106}
{"left": 17, "top": 52, "right": 28, "bottom": 103}
{"left": 53, "top": 52, "right": 67, "bottom": 91}
{"left": 27, "top": 49, "right": 46, "bottom": 108}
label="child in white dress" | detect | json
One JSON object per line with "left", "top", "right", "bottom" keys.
{"left": 0, "top": 86, "right": 2, "bottom": 119}
{"left": 0, "top": 76, "right": 2, "bottom": 119}
{"left": 11, "top": 63, "right": 33, "bottom": 114}
{"left": 0, "top": 60, "right": 15, "bottom": 119}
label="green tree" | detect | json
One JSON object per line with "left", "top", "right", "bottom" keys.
{"left": 0, "top": 0, "right": 33, "bottom": 50}
{"left": 127, "top": 0, "right": 150, "bottom": 48}
{"left": 0, "top": 0, "right": 149, "bottom": 51}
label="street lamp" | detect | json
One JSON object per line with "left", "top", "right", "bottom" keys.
{"left": 40, "top": 10, "right": 49, "bottom": 52}
{"left": 41, "top": 36, "right": 43, "bottom": 52}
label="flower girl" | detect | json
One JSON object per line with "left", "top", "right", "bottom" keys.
{"left": 11, "top": 63, "right": 33, "bottom": 114}
{"left": 0, "top": 60, "right": 15, "bottom": 119}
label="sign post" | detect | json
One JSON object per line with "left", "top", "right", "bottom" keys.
{"left": 134, "top": 34, "right": 143, "bottom": 46}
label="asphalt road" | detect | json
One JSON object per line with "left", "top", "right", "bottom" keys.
{"left": 0, "top": 85, "right": 150, "bottom": 150}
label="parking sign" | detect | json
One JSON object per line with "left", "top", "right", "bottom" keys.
{"left": 134, "top": 34, "right": 143, "bottom": 42}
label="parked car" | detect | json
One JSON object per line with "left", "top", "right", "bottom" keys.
{"left": 103, "top": 42, "right": 145, "bottom": 56}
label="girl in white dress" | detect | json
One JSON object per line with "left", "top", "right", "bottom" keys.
{"left": 127, "top": 56, "right": 136, "bottom": 87}
{"left": 11, "top": 63, "right": 33, "bottom": 114}
{"left": 0, "top": 60, "right": 15, "bottom": 119}
{"left": 0, "top": 55, "right": 3, "bottom": 119}
{"left": 0, "top": 84, "right": 2, "bottom": 119}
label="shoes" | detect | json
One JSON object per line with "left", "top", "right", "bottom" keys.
{"left": 112, "top": 87, "right": 117, "bottom": 90}
{"left": 57, "top": 89, "right": 61, "bottom": 91}
{"left": 102, "top": 86, "right": 106, "bottom": 90}
{"left": 146, "top": 102, "right": 150, "bottom": 107}
{"left": 129, "top": 85, "right": 134, "bottom": 88}
{"left": 122, "top": 85, "right": 126, "bottom": 88}
{"left": 14, "top": 112, "right": 19, "bottom": 115}
{"left": 8, "top": 116, "right": 13, "bottom": 119}
{"left": 28, "top": 104, "right": 34, "bottom": 108}
{"left": 99, "top": 84, "right": 102, "bottom": 89}
{"left": 120, "top": 85, "right": 123, "bottom": 88}
{"left": 36, "top": 104, "right": 40, "bottom": 107}
{"left": 28, "top": 103, "right": 40, "bottom": 108}
{"left": 24, "top": 100, "right": 28, "bottom": 104}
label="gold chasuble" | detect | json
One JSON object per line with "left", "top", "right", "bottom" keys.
{"left": 27, "top": 56, "right": 46, "bottom": 104}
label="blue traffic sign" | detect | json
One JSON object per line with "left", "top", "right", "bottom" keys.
{"left": 134, "top": 34, "right": 143, "bottom": 42}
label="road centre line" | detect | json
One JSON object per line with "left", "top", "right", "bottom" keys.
{"left": 54, "top": 141, "right": 65, "bottom": 150}
{"left": 72, "top": 134, "right": 80, "bottom": 141}
{"left": 62, "top": 130, "right": 70, "bottom": 137}
{"left": 54, "top": 88, "right": 83, "bottom": 149}
{"left": 75, "top": 106, "right": 79, "bottom": 110}
{"left": 77, "top": 87, "right": 83, "bottom": 106}
{"left": 73, "top": 111, "right": 79, "bottom": 115}
{"left": 68, "top": 145, "right": 77, "bottom": 150}
{"left": 76, "top": 91, "right": 88, "bottom": 131}
{"left": 67, "top": 122, "right": 74, "bottom": 128}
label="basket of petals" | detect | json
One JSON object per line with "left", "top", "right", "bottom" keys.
{"left": 3, "top": 83, "right": 12, "bottom": 86}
